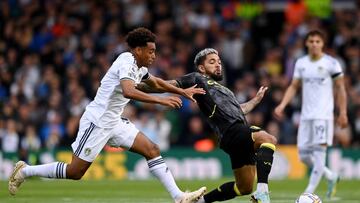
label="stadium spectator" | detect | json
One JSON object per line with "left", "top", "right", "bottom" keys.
{"left": 186, "top": 115, "right": 208, "bottom": 147}
{"left": 285, "top": 0, "right": 307, "bottom": 28}
{"left": 21, "top": 125, "right": 41, "bottom": 152}
{"left": 149, "top": 110, "right": 172, "bottom": 151}
{"left": 1, "top": 119, "right": 19, "bottom": 153}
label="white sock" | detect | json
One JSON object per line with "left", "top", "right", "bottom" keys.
{"left": 22, "top": 162, "right": 67, "bottom": 179}
{"left": 256, "top": 183, "right": 269, "bottom": 193}
{"left": 148, "top": 156, "right": 183, "bottom": 200}
{"left": 305, "top": 146, "right": 326, "bottom": 193}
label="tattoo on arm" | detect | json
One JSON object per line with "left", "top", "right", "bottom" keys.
{"left": 240, "top": 98, "right": 260, "bottom": 114}
{"left": 135, "top": 82, "right": 161, "bottom": 93}
{"left": 136, "top": 80, "right": 179, "bottom": 93}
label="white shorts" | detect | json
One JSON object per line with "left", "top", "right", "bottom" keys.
{"left": 71, "top": 116, "right": 139, "bottom": 162}
{"left": 297, "top": 119, "right": 334, "bottom": 149}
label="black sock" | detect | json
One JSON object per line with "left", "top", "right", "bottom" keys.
{"left": 203, "top": 181, "right": 239, "bottom": 202}
{"left": 256, "top": 143, "right": 275, "bottom": 183}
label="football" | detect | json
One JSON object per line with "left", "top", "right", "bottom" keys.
{"left": 295, "top": 193, "right": 322, "bottom": 203}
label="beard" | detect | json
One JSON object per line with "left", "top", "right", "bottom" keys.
{"left": 210, "top": 72, "right": 223, "bottom": 81}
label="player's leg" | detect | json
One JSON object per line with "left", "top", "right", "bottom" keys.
{"left": 20, "top": 120, "right": 101, "bottom": 179}
{"left": 312, "top": 120, "right": 339, "bottom": 198}
{"left": 9, "top": 119, "right": 106, "bottom": 195}
{"left": 197, "top": 124, "right": 276, "bottom": 203}
{"left": 306, "top": 143, "right": 339, "bottom": 198}
{"left": 110, "top": 119, "right": 205, "bottom": 203}
{"left": 251, "top": 129, "right": 276, "bottom": 203}
{"left": 297, "top": 120, "right": 316, "bottom": 170}
{"left": 197, "top": 166, "right": 255, "bottom": 203}
{"left": 130, "top": 132, "right": 183, "bottom": 199}
{"left": 18, "top": 154, "right": 91, "bottom": 180}
{"left": 303, "top": 145, "right": 325, "bottom": 193}
{"left": 302, "top": 120, "right": 330, "bottom": 194}
{"left": 129, "top": 132, "right": 206, "bottom": 203}
{"left": 297, "top": 120, "right": 319, "bottom": 193}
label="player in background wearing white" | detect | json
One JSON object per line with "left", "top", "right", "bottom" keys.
{"left": 9, "top": 27, "right": 206, "bottom": 203}
{"left": 274, "top": 30, "right": 348, "bottom": 199}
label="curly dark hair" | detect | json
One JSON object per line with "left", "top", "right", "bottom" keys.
{"left": 125, "top": 27, "right": 156, "bottom": 49}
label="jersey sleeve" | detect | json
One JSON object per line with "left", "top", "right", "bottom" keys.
{"left": 117, "top": 62, "right": 137, "bottom": 82}
{"left": 176, "top": 72, "right": 198, "bottom": 88}
{"left": 330, "top": 59, "right": 343, "bottom": 79}
{"left": 293, "top": 59, "right": 302, "bottom": 79}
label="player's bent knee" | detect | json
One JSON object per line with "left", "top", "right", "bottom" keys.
{"left": 262, "top": 132, "right": 277, "bottom": 145}
{"left": 268, "top": 134, "right": 277, "bottom": 145}
{"left": 236, "top": 184, "right": 253, "bottom": 195}
{"left": 254, "top": 131, "right": 277, "bottom": 146}
{"left": 145, "top": 143, "right": 161, "bottom": 159}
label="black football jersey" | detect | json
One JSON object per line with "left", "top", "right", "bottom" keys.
{"left": 176, "top": 72, "right": 248, "bottom": 140}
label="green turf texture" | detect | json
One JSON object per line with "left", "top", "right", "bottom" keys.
{"left": 1, "top": 178, "right": 359, "bottom": 202}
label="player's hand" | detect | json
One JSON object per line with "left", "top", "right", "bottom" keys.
{"left": 159, "top": 96, "right": 182, "bottom": 108}
{"left": 274, "top": 105, "right": 285, "bottom": 120}
{"left": 336, "top": 113, "right": 348, "bottom": 128}
{"left": 182, "top": 84, "right": 206, "bottom": 103}
{"left": 254, "top": 86, "right": 268, "bottom": 102}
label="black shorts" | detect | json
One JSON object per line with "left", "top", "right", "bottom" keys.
{"left": 219, "top": 122, "right": 262, "bottom": 169}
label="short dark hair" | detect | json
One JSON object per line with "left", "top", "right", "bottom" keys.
{"left": 194, "top": 48, "right": 218, "bottom": 67}
{"left": 305, "top": 30, "right": 326, "bottom": 42}
{"left": 125, "top": 27, "right": 156, "bottom": 49}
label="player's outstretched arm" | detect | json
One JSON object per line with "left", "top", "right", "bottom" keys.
{"left": 135, "top": 80, "right": 179, "bottom": 93}
{"left": 121, "top": 79, "right": 182, "bottom": 108}
{"left": 240, "top": 86, "right": 268, "bottom": 114}
{"left": 137, "top": 76, "right": 205, "bottom": 102}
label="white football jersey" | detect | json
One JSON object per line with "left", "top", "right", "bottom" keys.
{"left": 293, "top": 54, "right": 343, "bottom": 120}
{"left": 84, "top": 52, "right": 149, "bottom": 128}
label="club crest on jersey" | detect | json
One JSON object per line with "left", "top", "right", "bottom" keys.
{"left": 128, "top": 72, "right": 136, "bottom": 79}
{"left": 84, "top": 148, "right": 91, "bottom": 156}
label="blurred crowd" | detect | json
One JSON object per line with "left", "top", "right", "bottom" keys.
{"left": 0, "top": 0, "right": 359, "bottom": 156}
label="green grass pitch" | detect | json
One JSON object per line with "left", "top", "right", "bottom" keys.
{"left": 1, "top": 178, "right": 359, "bottom": 202}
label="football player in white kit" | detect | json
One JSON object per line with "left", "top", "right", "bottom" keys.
{"left": 9, "top": 27, "right": 207, "bottom": 203}
{"left": 274, "top": 30, "right": 348, "bottom": 199}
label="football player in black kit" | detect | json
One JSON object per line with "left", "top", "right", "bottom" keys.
{"left": 137, "top": 48, "right": 277, "bottom": 203}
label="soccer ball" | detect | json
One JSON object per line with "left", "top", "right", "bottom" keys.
{"left": 295, "top": 193, "right": 322, "bottom": 203}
